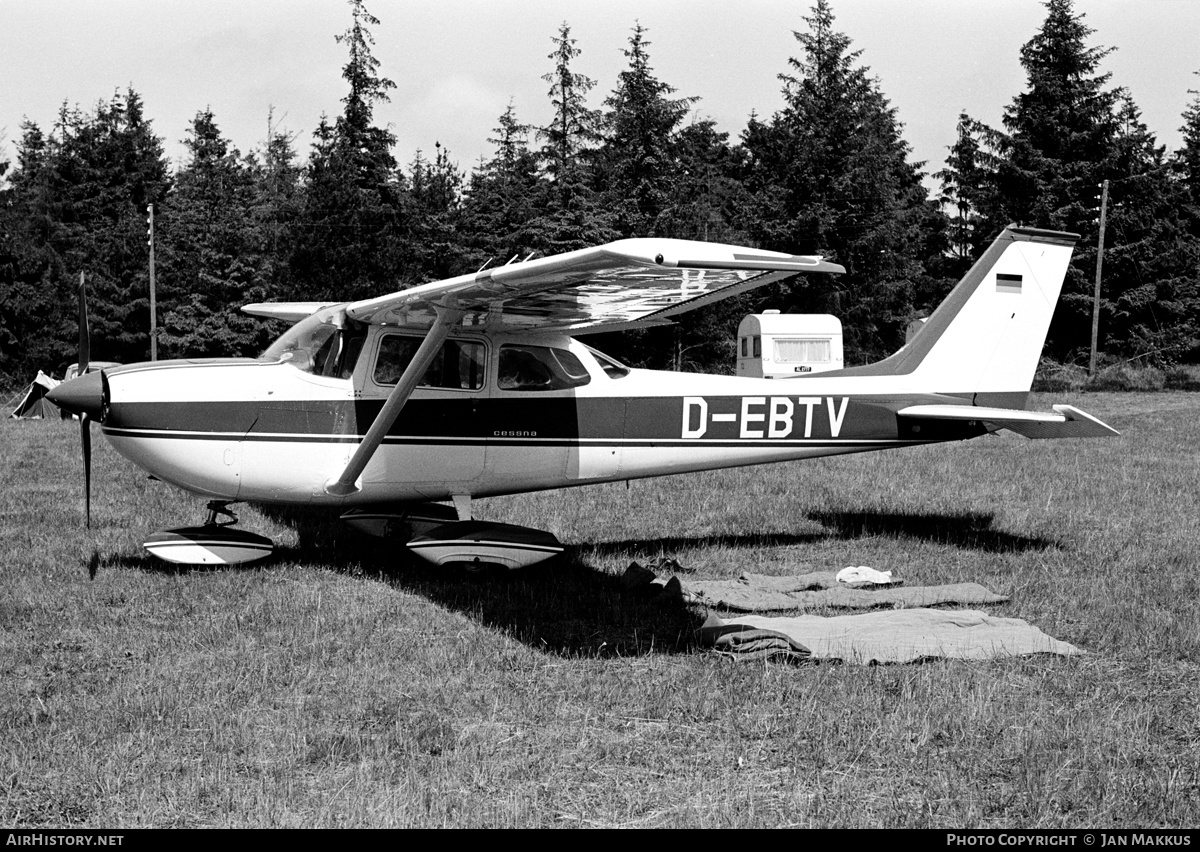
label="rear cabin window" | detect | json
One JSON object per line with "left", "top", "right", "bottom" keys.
{"left": 374, "top": 335, "right": 486, "bottom": 390}
{"left": 498, "top": 344, "right": 591, "bottom": 391}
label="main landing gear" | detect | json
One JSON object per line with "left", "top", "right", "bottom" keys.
{"left": 339, "top": 500, "right": 564, "bottom": 570}
{"left": 142, "top": 501, "right": 275, "bottom": 566}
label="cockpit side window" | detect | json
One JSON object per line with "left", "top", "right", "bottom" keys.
{"left": 374, "top": 334, "right": 487, "bottom": 390}
{"left": 497, "top": 344, "right": 591, "bottom": 391}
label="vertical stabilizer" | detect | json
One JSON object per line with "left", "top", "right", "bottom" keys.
{"left": 839, "top": 226, "right": 1077, "bottom": 404}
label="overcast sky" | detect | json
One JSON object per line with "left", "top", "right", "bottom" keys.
{"left": 2, "top": 0, "right": 1198, "bottom": 185}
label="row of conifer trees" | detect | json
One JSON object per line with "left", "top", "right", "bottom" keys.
{"left": 2, "top": 0, "right": 1198, "bottom": 386}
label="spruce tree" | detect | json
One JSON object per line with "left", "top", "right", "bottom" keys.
{"left": 1176, "top": 76, "right": 1200, "bottom": 212}
{"left": 538, "top": 22, "right": 600, "bottom": 199}
{"left": 0, "top": 92, "right": 170, "bottom": 369}
{"left": 157, "top": 110, "right": 273, "bottom": 358}
{"left": 405, "top": 143, "right": 466, "bottom": 281}
{"left": 291, "top": 0, "right": 406, "bottom": 300}
{"left": 935, "top": 114, "right": 1001, "bottom": 274}
{"left": 69, "top": 92, "right": 171, "bottom": 365}
{"left": 659, "top": 118, "right": 749, "bottom": 244}
{"left": 459, "top": 103, "right": 544, "bottom": 267}
{"left": 951, "top": 0, "right": 1117, "bottom": 358}
{"left": 245, "top": 111, "right": 303, "bottom": 298}
{"left": 740, "top": 0, "right": 939, "bottom": 362}
{"left": 596, "top": 23, "right": 696, "bottom": 237}
{"left": 0, "top": 122, "right": 56, "bottom": 380}
{"left": 994, "top": 0, "right": 1119, "bottom": 236}
{"left": 528, "top": 22, "right": 616, "bottom": 255}
{"left": 1160, "top": 81, "right": 1200, "bottom": 362}
{"left": 1096, "top": 96, "right": 1196, "bottom": 361}
{"left": 955, "top": 0, "right": 1192, "bottom": 362}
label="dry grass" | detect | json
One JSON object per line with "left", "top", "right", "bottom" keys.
{"left": 2, "top": 392, "right": 1198, "bottom": 827}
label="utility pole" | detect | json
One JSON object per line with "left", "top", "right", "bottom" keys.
{"left": 147, "top": 203, "right": 157, "bottom": 361}
{"left": 1088, "top": 180, "right": 1109, "bottom": 377}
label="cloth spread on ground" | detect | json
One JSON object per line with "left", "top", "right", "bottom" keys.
{"left": 622, "top": 563, "right": 1080, "bottom": 663}
{"left": 697, "top": 615, "right": 811, "bottom": 663}
{"left": 835, "top": 566, "right": 894, "bottom": 585}
{"left": 676, "top": 571, "right": 1007, "bottom": 613}
{"left": 700, "top": 609, "right": 1083, "bottom": 664}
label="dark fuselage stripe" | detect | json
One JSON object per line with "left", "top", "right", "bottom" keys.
{"left": 102, "top": 393, "right": 985, "bottom": 445}
{"left": 103, "top": 427, "right": 923, "bottom": 450}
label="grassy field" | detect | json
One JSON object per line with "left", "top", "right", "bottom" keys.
{"left": 2, "top": 392, "right": 1198, "bottom": 827}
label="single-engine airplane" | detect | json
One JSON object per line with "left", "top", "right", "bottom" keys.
{"left": 48, "top": 225, "right": 1117, "bottom": 566}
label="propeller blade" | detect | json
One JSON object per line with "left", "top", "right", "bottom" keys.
{"left": 78, "top": 272, "right": 90, "bottom": 376}
{"left": 81, "top": 412, "right": 92, "bottom": 528}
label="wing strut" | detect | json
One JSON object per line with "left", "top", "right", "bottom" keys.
{"left": 324, "top": 303, "right": 464, "bottom": 497}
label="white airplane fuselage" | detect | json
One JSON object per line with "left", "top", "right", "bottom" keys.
{"left": 98, "top": 331, "right": 980, "bottom": 507}
{"left": 57, "top": 225, "right": 1109, "bottom": 524}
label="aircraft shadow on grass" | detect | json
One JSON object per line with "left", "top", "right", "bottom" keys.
{"left": 580, "top": 508, "right": 1058, "bottom": 559}
{"left": 88, "top": 549, "right": 244, "bottom": 576}
{"left": 253, "top": 505, "right": 705, "bottom": 656}
{"left": 94, "top": 514, "right": 698, "bottom": 658}
{"left": 806, "top": 509, "right": 1058, "bottom": 553}
{"left": 98, "top": 505, "right": 1056, "bottom": 657}
{"left": 263, "top": 504, "right": 1054, "bottom": 656}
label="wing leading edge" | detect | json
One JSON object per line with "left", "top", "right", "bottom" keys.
{"left": 343, "top": 238, "right": 844, "bottom": 333}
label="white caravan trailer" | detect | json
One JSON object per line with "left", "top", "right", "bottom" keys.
{"left": 736, "top": 311, "right": 844, "bottom": 378}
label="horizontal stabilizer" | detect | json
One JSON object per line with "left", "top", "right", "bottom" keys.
{"left": 897, "top": 403, "right": 1119, "bottom": 439}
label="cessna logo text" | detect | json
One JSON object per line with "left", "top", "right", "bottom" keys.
{"left": 682, "top": 396, "right": 850, "bottom": 439}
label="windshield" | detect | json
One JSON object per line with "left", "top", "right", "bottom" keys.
{"left": 583, "top": 344, "right": 631, "bottom": 379}
{"left": 260, "top": 307, "right": 366, "bottom": 378}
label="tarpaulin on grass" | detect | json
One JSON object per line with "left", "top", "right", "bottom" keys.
{"left": 623, "top": 564, "right": 1080, "bottom": 663}
{"left": 699, "top": 609, "right": 1083, "bottom": 664}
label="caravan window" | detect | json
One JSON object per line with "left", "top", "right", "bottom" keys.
{"left": 773, "top": 339, "right": 831, "bottom": 364}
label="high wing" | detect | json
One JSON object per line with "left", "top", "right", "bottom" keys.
{"left": 285, "top": 238, "right": 841, "bottom": 497}
{"left": 897, "top": 404, "right": 1120, "bottom": 439}
{"left": 343, "top": 238, "right": 844, "bottom": 332}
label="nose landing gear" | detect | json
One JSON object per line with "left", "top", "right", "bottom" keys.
{"left": 142, "top": 501, "right": 275, "bottom": 566}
